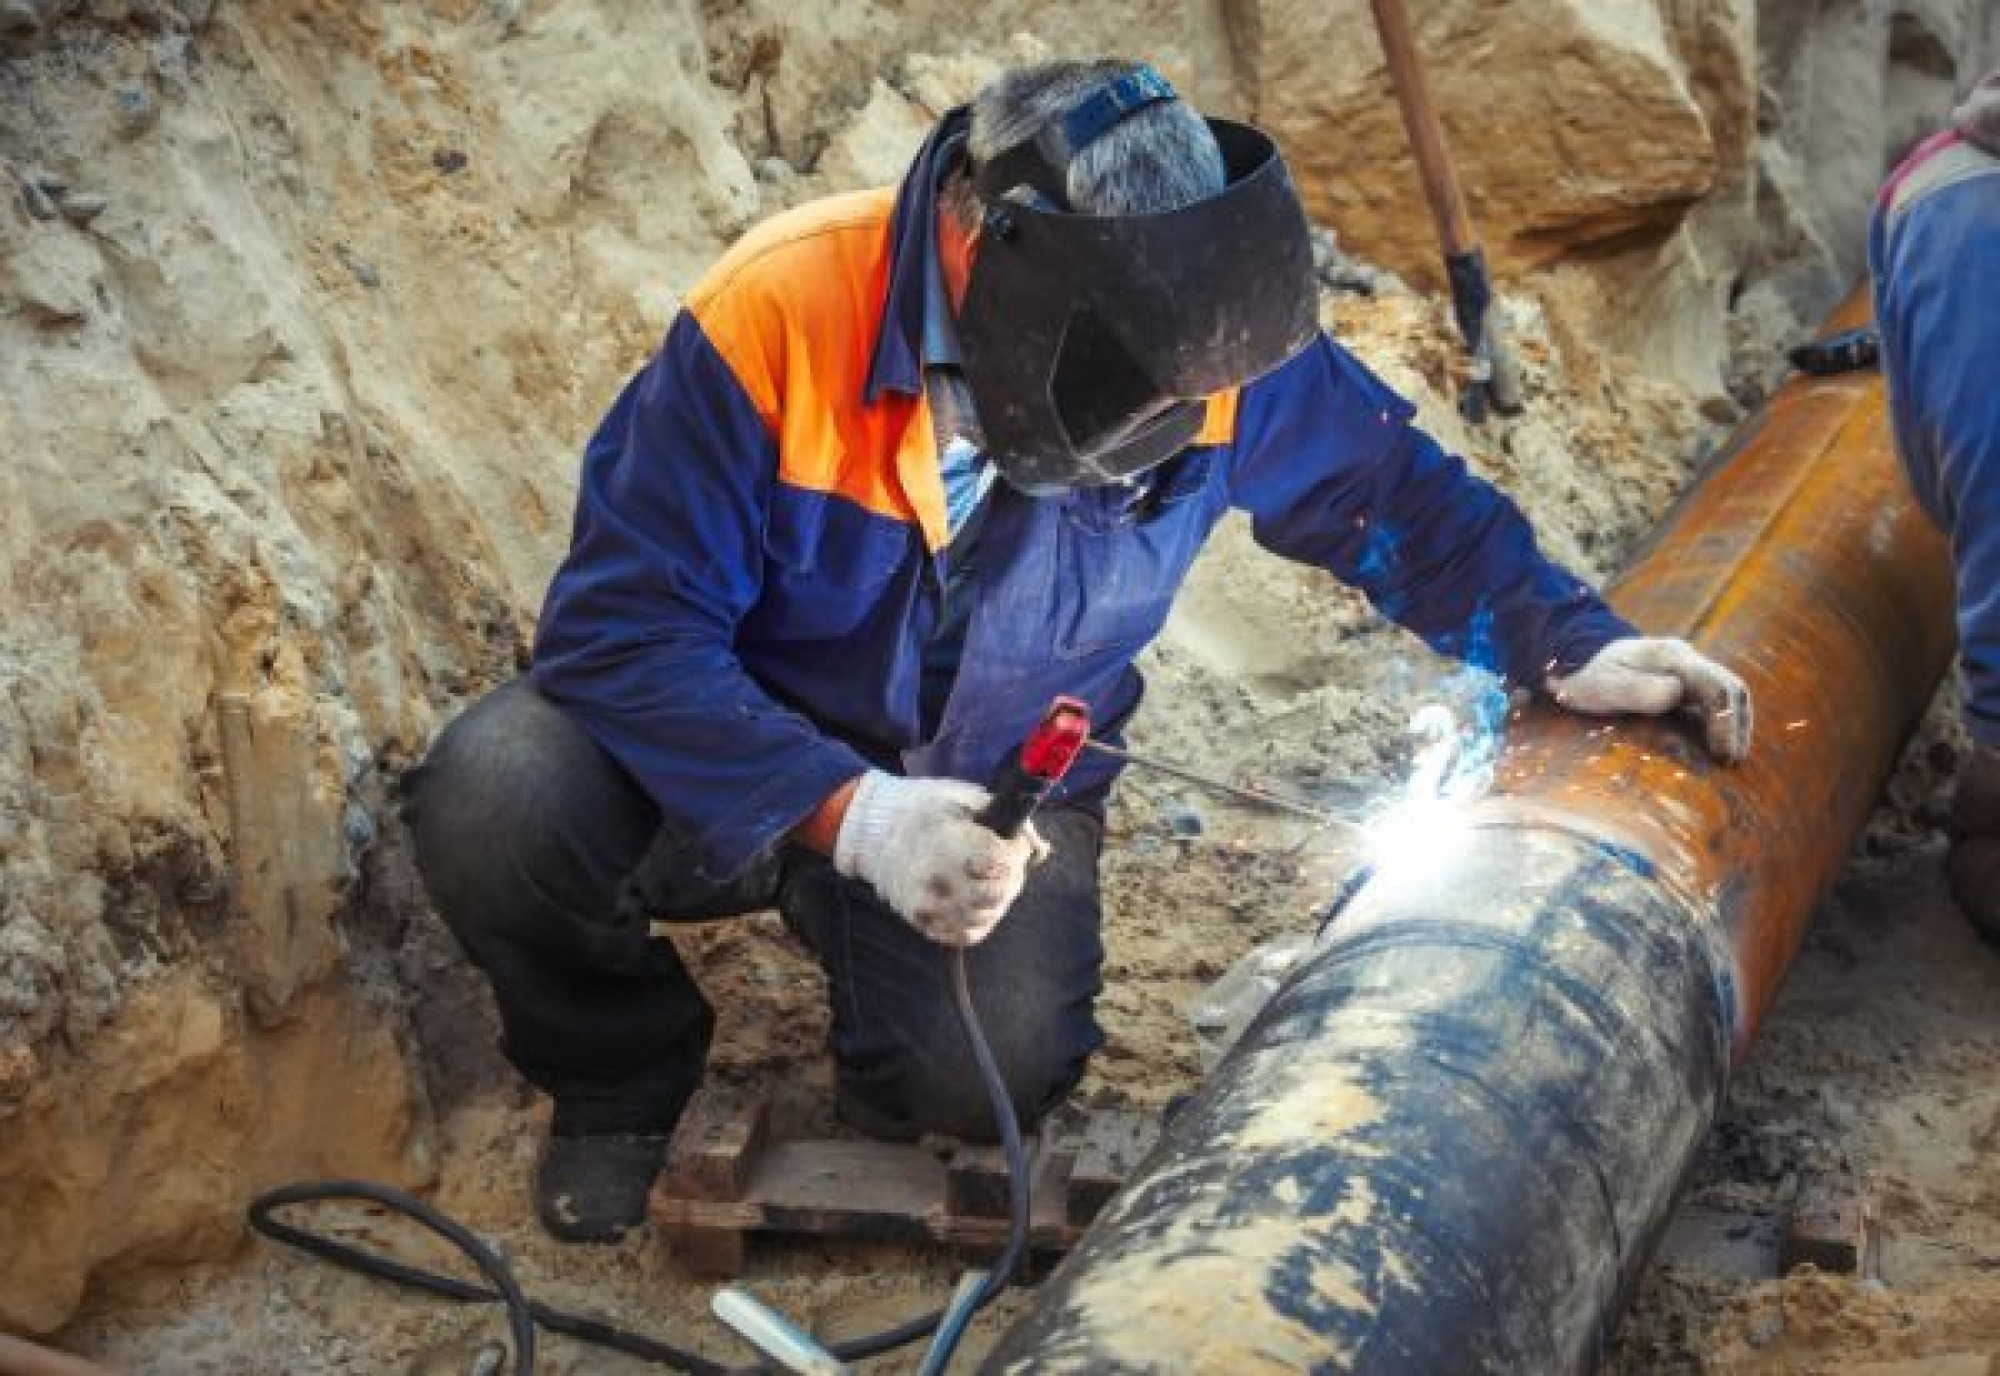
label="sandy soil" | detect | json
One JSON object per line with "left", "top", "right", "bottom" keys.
{"left": 1608, "top": 694, "right": 2000, "bottom": 1375}
{"left": 48, "top": 282, "right": 2000, "bottom": 1374}
{"left": 9, "top": 4, "right": 1999, "bottom": 1372}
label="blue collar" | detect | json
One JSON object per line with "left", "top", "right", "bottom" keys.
{"left": 864, "top": 111, "right": 970, "bottom": 403}
{"left": 922, "top": 224, "right": 964, "bottom": 370}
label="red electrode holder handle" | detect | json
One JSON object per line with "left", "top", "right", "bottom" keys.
{"left": 977, "top": 696, "right": 1092, "bottom": 838}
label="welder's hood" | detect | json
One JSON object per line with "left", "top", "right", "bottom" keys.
{"left": 955, "top": 94, "right": 1318, "bottom": 490}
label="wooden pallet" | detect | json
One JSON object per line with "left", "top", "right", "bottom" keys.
{"left": 649, "top": 1089, "right": 1158, "bottom": 1275}
{"left": 1652, "top": 1167, "right": 1879, "bottom": 1282}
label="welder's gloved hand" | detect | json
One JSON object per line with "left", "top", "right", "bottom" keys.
{"left": 1948, "top": 742, "right": 2000, "bottom": 943}
{"left": 833, "top": 771, "right": 1048, "bottom": 947}
{"left": 1546, "top": 636, "right": 1754, "bottom": 764}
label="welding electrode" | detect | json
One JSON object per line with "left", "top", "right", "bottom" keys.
{"left": 1079, "top": 738, "right": 1364, "bottom": 833}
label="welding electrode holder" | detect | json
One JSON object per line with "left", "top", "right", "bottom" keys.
{"left": 975, "top": 697, "right": 1092, "bottom": 838}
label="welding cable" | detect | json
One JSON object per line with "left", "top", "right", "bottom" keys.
{"left": 245, "top": 945, "right": 1034, "bottom": 1375}
{"left": 249, "top": 1171, "right": 924, "bottom": 1374}
{"left": 913, "top": 948, "right": 1034, "bottom": 1376}
{"left": 247, "top": 1179, "right": 757, "bottom": 1373}
{"left": 247, "top": 1181, "right": 551, "bottom": 1372}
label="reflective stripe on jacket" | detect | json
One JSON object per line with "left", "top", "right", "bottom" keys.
{"left": 532, "top": 147, "right": 1633, "bottom": 881}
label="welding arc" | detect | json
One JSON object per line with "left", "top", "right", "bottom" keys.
{"left": 983, "top": 288, "right": 1954, "bottom": 1374}
{"left": 1081, "top": 738, "right": 1363, "bottom": 832}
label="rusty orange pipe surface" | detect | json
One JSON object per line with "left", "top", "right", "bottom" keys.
{"left": 1498, "top": 289, "right": 1952, "bottom": 1053}
{"left": 984, "top": 291, "right": 1953, "bottom": 1373}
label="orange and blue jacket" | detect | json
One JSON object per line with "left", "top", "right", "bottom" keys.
{"left": 532, "top": 142, "right": 1632, "bottom": 881}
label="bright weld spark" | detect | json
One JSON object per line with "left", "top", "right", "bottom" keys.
{"left": 1785, "top": 719, "right": 1808, "bottom": 732}
{"left": 1364, "top": 793, "right": 1473, "bottom": 871}
{"left": 1359, "top": 692, "right": 1504, "bottom": 873}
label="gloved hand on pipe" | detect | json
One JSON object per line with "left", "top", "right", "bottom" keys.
{"left": 1547, "top": 637, "right": 1754, "bottom": 763}
{"left": 834, "top": 772, "right": 1048, "bottom": 946}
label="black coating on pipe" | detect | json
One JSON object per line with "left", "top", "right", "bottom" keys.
{"left": 982, "top": 828, "right": 1733, "bottom": 1374}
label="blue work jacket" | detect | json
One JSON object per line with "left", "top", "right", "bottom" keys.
{"left": 532, "top": 143, "right": 1633, "bottom": 882}
{"left": 1872, "top": 130, "right": 2000, "bottom": 746}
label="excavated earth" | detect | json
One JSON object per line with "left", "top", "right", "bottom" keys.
{"left": 2, "top": 1, "right": 1998, "bottom": 1372}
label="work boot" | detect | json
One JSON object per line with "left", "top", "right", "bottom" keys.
{"left": 1948, "top": 742, "right": 2000, "bottom": 945}
{"left": 533, "top": 1129, "right": 668, "bottom": 1243}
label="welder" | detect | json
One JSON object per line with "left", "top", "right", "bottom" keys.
{"left": 402, "top": 58, "right": 1754, "bottom": 1245}
{"left": 1873, "top": 66, "right": 2000, "bottom": 941}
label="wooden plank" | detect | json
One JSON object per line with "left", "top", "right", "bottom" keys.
{"left": 652, "top": 1108, "right": 1160, "bottom": 1271}
{"left": 751, "top": 1139, "right": 944, "bottom": 1211}
{"left": 665, "top": 1090, "right": 771, "bottom": 1201}
{"left": 945, "top": 1138, "right": 1075, "bottom": 1254}
{"left": 1653, "top": 1202, "right": 1781, "bottom": 1279}
{"left": 945, "top": 1145, "right": 1013, "bottom": 1220}
{"left": 658, "top": 1089, "right": 771, "bottom": 1275}
{"left": 656, "top": 1139, "right": 947, "bottom": 1244}
{"left": 1066, "top": 1110, "right": 1157, "bottom": 1227}
{"left": 1781, "top": 1170, "right": 1878, "bottom": 1277}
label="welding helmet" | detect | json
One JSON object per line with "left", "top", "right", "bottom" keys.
{"left": 957, "top": 69, "right": 1319, "bottom": 490}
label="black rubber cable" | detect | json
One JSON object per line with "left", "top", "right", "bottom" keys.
{"left": 915, "top": 947, "right": 1032, "bottom": 1376}
{"left": 246, "top": 944, "right": 1034, "bottom": 1375}
{"left": 247, "top": 1181, "right": 544, "bottom": 1372}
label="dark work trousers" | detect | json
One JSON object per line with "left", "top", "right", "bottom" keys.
{"left": 402, "top": 679, "right": 1107, "bottom": 1141}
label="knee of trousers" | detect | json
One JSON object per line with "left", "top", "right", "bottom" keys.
{"left": 856, "top": 995, "right": 1101, "bottom": 1142}
{"left": 402, "top": 679, "right": 657, "bottom": 944}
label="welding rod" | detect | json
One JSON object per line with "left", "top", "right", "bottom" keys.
{"left": 1080, "top": 738, "right": 1363, "bottom": 832}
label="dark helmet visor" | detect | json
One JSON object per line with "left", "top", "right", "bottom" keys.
{"left": 960, "top": 118, "right": 1318, "bottom": 489}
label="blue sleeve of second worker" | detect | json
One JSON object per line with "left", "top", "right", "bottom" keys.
{"left": 532, "top": 315, "right": 870, "bottom": 880}
{"left": 1873, "top": 185, "right": 2000, "bottom": 747}
{"left": 1227, "top": 337, "right": 1634, "bottom": 685}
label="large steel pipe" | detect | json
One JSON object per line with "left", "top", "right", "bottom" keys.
{"left": 984, "top": 293, "right": 1954, "bottom": 1373}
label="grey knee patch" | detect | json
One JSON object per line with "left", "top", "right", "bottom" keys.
{"left": 411, "top": 681, "right": 618, "bottom": 820}
{"left": 404, "top": 680, "right": 657, "bottom": 939}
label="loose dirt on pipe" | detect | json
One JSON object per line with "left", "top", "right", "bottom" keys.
{"left": 982, "top": 289, "right": 1954, "bottom": 1374}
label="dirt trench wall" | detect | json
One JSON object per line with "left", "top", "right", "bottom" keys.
{"left": 0, "top": 0, "right": 753, "bottom": 1331}
{"left": 1237, "top": 0, "right": 1996, "bottom": 403}
{"left": 1238, "top": 0, "right": 1998, "bottom": 283}
{"left": 1234, "top": 0, "right": 1760, "bottom": 279}
{"left": 0, "top": 0, "right": 1993, "bottom": 1337}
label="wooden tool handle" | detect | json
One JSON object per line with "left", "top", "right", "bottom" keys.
{"left": 1368, "top": 0, "right": 1476, "bottom": 256}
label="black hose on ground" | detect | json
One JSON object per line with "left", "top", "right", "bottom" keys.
{"left": 914, "top": 949, "right": 1032, "bottom": 1376}
{"left": 248, "top": 1180, "right": 720, "bottom": 1373}
{"left": 246, "top": 943, "right": 1034, "bottom": 1375}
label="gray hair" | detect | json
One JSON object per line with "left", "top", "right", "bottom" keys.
{"left": 944, "top": 59, "right": 1225, "bottom": 230}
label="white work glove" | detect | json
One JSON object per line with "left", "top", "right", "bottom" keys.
{"left": 1546, "top": 636, "right": 1754, "bottom": 764}
{"left": 833, "top": 771, "right": 1048, "bottom": 947}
